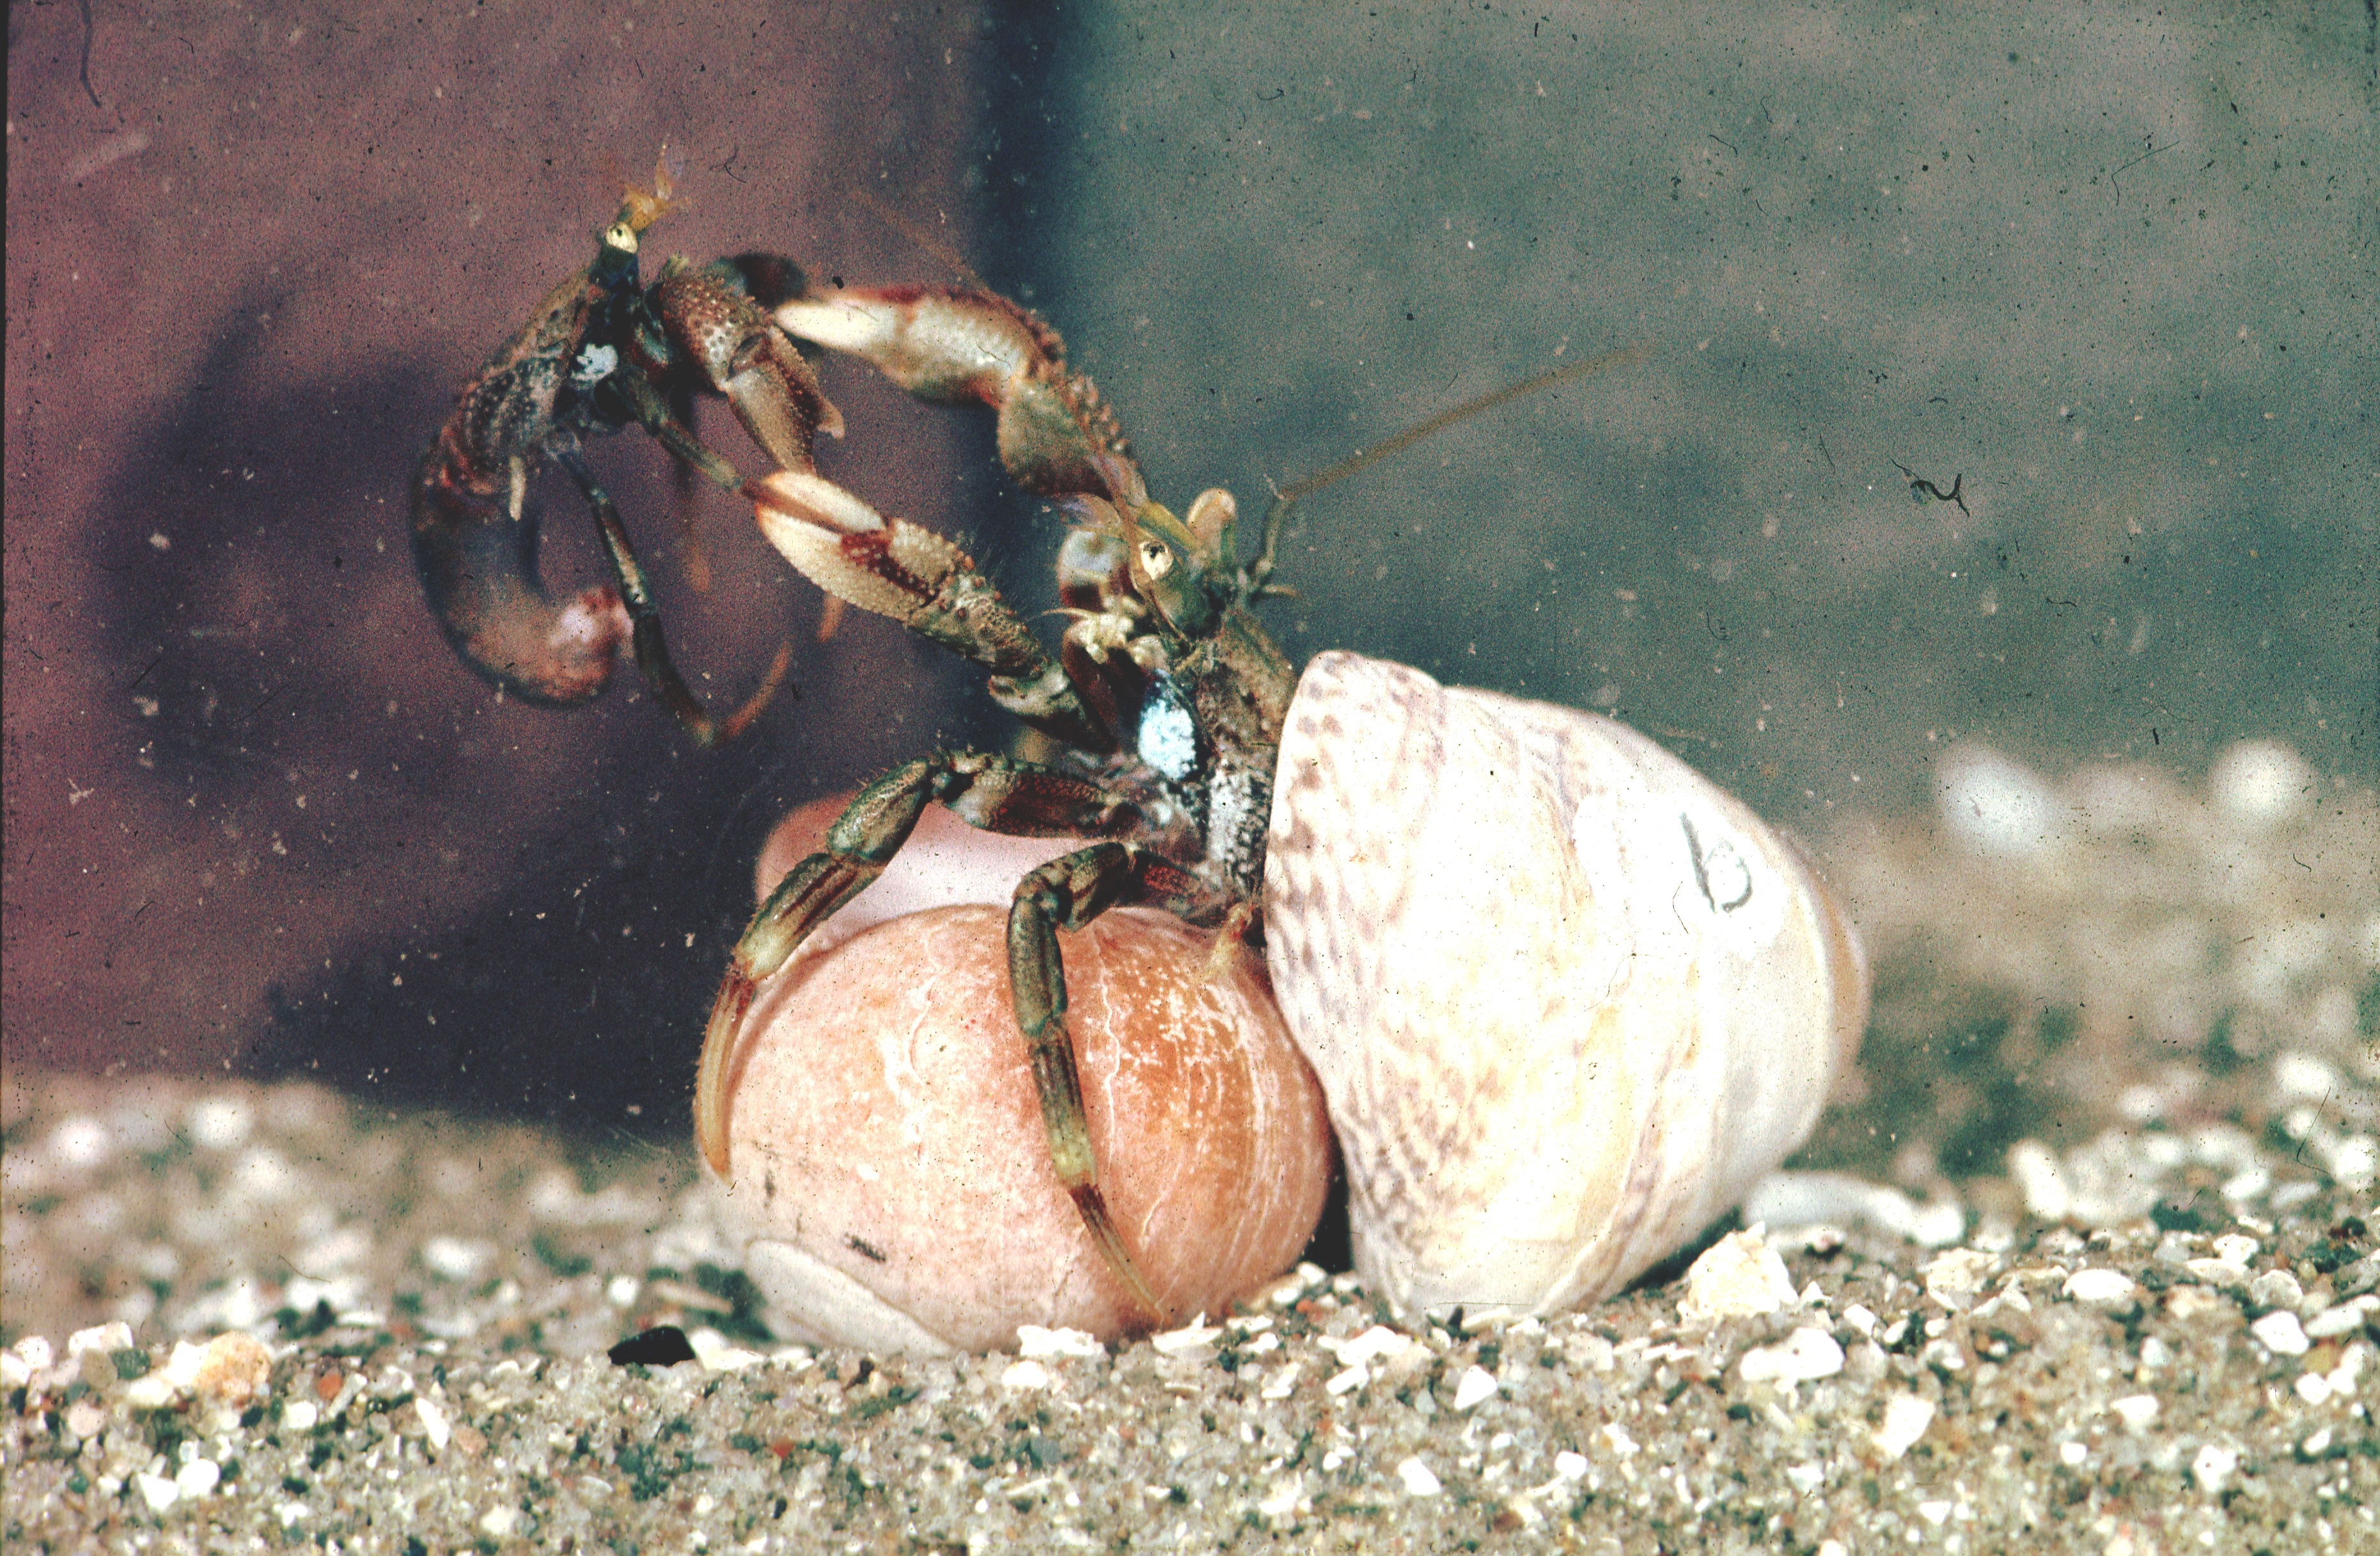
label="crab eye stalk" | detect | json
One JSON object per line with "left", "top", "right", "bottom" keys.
{"left": 1121, "top": 506, "right": 1222, "bottom": 641}
{"left": 590, "top": 219, "right": 644, "bottom": 291}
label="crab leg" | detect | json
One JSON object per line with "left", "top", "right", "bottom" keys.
{"left": 1002, "top": 839, "right": 1232, "bottom": 1325}
{"left": 550, "top": 447, "right": 790, "bottom": 745}
{"left": 696, "top": 751, "right": 1137, "bottom": 1153}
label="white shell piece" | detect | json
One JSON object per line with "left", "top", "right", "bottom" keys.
{"left": 735, "top": 1236, "right": 962, "bottom": 1356}
{"left": 1264, "top": 651, "right": 1868, "bottom": 1319}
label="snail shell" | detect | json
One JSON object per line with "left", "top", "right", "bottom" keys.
{"left": 749, "top": 795, "right": 1090, "bottom": 954}
{"left": 709, "top": 804, "right": 1333, "bottom": 1353}
{"left": 1264, "top": 651, "right": 1868, "bottom": 1319}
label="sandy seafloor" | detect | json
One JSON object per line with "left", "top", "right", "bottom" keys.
{"left": 6, "top": 740, "right": 2378, "bottom": 1555}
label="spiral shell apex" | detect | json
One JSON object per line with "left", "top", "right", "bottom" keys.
{"left": 1264, "top": 651, "right": 1869, "bottom": 1319}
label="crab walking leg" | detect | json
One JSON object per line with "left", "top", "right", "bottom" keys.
{"left": 549, "top": 447, "right": 790, "bottom": 747}
{"left": 659, "top": 380, "right": 716, "bottom": 596}
{"left": 1006, "top": 841, "right": 1226, "bottom": 1325}
{"left": 695, "top": 752, "right": 1139, "bottom": 1176}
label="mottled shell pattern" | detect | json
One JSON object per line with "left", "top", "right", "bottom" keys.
{"left": 1265, "top": 651, "right": 1870, "bottom": 1319}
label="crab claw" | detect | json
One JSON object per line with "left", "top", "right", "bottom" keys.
{"left": 774, "top": 286, "right": 1145, "bottom": 508}
{"left": 411, "top": 437, "right": 632, "bottom": 706}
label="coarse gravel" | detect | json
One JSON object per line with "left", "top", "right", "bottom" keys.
{"left": 6, "top": 1062, "right": 2376, "bottom": 1554}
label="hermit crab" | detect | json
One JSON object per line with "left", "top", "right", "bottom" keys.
{"left": 412, "top": 175, "right": 1870, "bottom": 1342}
{"left": 409, "top": 155, "right": 810, "bottom": 739}
{"left": 689, "top": 288, "right": 1870, "bottom": 1329}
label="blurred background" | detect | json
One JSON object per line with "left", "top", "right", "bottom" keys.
{"left": 7, "top": 4, "right": 2374, "bottom": 1160}
{"left": 5, "top": 2, "right": 1005, "bottom": 1124}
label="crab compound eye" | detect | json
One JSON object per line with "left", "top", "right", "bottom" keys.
{"left": 602, "top": 221, "right": 639, "bottom": 255}
{"left": 1138, "top": 540, "right": 1174, "bottom": 580}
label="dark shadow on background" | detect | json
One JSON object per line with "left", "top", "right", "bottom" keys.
{"left": 70, "top": 55, "right": 1104, "bottom": 1135}
{"left": 248, "top": 760, "right": 810, "bottom": 1135}
{"left": 72, "top": 275, "right": 849, "bottom": 1135}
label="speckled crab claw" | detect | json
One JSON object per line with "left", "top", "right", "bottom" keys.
{"left": 745, "top": 284, "right": 1164, "bottom": 753}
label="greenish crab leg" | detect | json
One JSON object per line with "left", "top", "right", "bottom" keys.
{"left": 1004, "top": 840, "right": 1223, "bottom": 1325}
{"left": 695, "top": 753, "right": 1136, "bottom": 1162}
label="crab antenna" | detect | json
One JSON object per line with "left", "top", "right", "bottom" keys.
{"left": 1279, "top": 338, "right": 1655, "bottom": 506}
{"left": 845, "top": 184, "right": 989, "bottom": 292}
{"left": 1251, "top": 337, "right": 1655, "bottom": 589}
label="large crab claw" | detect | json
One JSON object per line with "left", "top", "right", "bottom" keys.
{"left": 751, "top": 467, "right": 1105, "bottom": 752}
{"left": 772, "top": 286, "right": 1143, "bottom": 506}
{"left": 745, "top": 285, "right": 1162, "bottom": 752}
